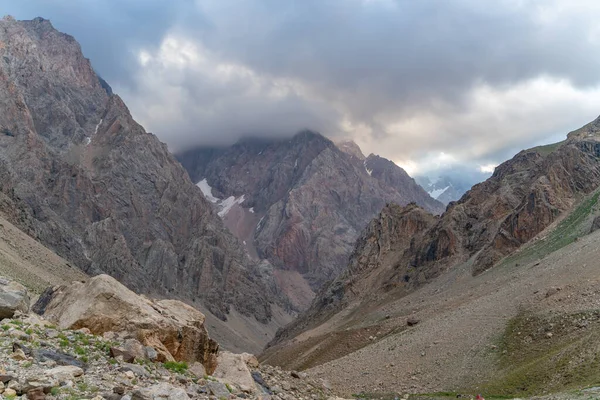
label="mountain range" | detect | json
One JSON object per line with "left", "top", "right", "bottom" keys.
{"left": 3, "top": 14, "right": 600, "bottom": 399}
{"left": 0, "top": 16, "right": 445, "bottom": 354}
{"left": 176, "top": 134, "right": 444, "bottom": 310}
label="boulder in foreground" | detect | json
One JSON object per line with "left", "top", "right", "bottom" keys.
{"left": 33, "top": 274, "right": 219, "bottom": 373}
{"left": 213, "top": 351, "right": 259, "bottom": 393}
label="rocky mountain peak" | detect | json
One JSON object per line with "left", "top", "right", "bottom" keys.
{"left": 334, "top": 139, "right": 365, "bottom": 160}
{"left": 177, "top": 132, "right": 444, "bottom": 312}
{"left": 567, "top": 114, "right": 600, "bottom": 140}
{"left": 290, "top": 129, "right": 333, "bottom": 146}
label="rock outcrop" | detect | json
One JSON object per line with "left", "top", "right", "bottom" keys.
{"left": 213, "top": 351, "right": 258, "bottom": 393}
{"left": 0, "top": 16, "right": 279, "bottom": 326}
{"left": 33, "top": 275, "right": 220, "bottom": 373}
{"left": 177, "top": 133, "right": 443, "bottom": 309}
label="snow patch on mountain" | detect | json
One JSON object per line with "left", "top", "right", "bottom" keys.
{"left": 363, "top": 160, "right": 373, "bottom": 176}
{"left": 197, "top": 178, "right": 246, "bottom": 217}
{"left": 94, "top": 118, "right": 103, "bottom": 135}
{"left": 196, "top": 179, "right": 219, "bottom": 203}
{"left": 218, "top": 195, "right": 246, "bottom": 217}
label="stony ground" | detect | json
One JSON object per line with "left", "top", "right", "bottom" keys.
{"left": 0, "top": 313, "right": 347, "bottom": 400}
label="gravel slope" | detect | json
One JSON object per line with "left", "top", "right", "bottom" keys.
{"left": 299, "top": 227, "right": 600, "bottom": 397}
{"left": 0, "top": 213, "right": 87, "bottom": 294}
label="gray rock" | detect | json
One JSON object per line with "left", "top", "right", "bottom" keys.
{"left": 188, "top": 362, "right": 206, "bottom": 379}
{"left": 34, "top": 349, "right": 87, "bottom": 369}
{"left": 0, "top": 278, "right": 29, "bottom": 318}
{"left": 120, "top": 363, "right": 150, "bottom": 378}
{"left": 144, "top": 346, "right": 158, "bottom": 361}
{"left": 43, "top": 365, "right": 84, "bottom": 381}
{"left": 131, "top": 383, "right": 190, "bottom": 399}
{"left": 110, "top": 346, "right": 136, "bottom": 363}
{"left": 207, "top": 381, "right": 231, "bottom": 398}
{"left": 21, "top": 375, "right": 58, "bottom": 392}
{"left": 252, "top": 371, "right": 272, "bottom": 395}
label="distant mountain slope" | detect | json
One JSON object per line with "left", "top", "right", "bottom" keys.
{"left": 0, "top": 16, "right": 282, "bottom": 338}
{"left": 364, "top": 154, "right": 446, "bottom": 211}
{"left": 177, "top": 134, "right": 444, "bottom": 309}
{"left": 263, "top": 116, "right": 600, "bottom": 384}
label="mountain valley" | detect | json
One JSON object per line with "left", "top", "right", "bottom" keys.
{"left": 0, "top": 13, "right": 599, "bottom": 400}
{"left": 177, "top": 133, "right": 444, "bottom": 310}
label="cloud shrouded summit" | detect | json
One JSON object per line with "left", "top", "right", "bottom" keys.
{"left": 4, "top": 0, "right": 600, "bottom": 181}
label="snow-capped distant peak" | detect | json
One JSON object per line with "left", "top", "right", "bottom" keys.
{"left": 428, "top": 186, "right": 450, "bottom": 199}
{"left": 196, "top": 179, "right": 220, "bottom": 203}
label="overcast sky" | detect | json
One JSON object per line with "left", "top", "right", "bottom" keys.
{"left": 4, "top": 0, "right": 600, "bottom": 181}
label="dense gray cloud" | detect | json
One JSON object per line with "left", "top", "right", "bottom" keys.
{"left": 0, "top": 0, "right": 198, "bottom": 86}
{"left": 3, "top": 0, "right": 600, "bottom": 185}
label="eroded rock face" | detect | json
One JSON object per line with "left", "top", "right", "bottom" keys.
{"left": 0, "top": 16, "right": 278, "bottom": 324}
{"left": 34, "top": 275, "right": 219, "bottom": 374}
{"left": 177, "top": 133, "right": 444, "bottom": 308}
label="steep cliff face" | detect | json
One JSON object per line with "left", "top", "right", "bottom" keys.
{"left": 267, "top": 115, "right": 600, "bottom": 350}
{"left": 177, "top": 134, "right": 443, "bottom": 308}
{"left": 0, "top": 16, "right": 277, "bottom": 324}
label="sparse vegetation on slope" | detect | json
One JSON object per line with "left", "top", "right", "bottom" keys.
{"left": 530, "top": 140, "right": 566, "bottom": 157}
{"left": 481, "top": 309, "right": 600, "bottom": 397}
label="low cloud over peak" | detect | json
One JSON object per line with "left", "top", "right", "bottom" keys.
{"left": 3, "top": 0, "right": 600, "bottom": 184}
